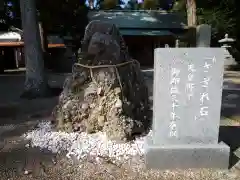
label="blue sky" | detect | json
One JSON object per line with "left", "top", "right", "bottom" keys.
{"left": 7, "top": 2, "right": 12, "bottom": 6}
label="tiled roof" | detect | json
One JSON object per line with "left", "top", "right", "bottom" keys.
{"left": 88, "top": 10, "right": 187, "bottom": 30}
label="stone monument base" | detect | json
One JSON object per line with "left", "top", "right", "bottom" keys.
{"left": 145, "top": 136, "right": 230, "bottom": 170}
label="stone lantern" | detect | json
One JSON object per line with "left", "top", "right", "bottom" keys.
{"left": 218, "top": 34, "right": 237, "bottom": 69}
{"left": 218, "top": 34, "right": 235, "bottom": 48}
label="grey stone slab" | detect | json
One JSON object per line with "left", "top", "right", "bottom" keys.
{"left": 145, "top": 48, "right": 230, "bottom": 170}
{"left": 145, "top": 135, "right": 230, "bottom": 170}
{"left": 152, "top": 48, "right": 226, "bottom": 145}
{"left": 196, "top": 24, "right": 211, "bottom": 47}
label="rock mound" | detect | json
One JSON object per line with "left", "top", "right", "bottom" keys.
{"left": 52, "top": 20, "right": 151, "bottom": 141}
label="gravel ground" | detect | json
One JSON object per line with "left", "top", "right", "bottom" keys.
{"left": 24, "top": 121, "right": 146, "bottom": 161}
{"left": 2, "top": 120, "right": 240, "bottom": 180}
{"left": 0, "top": 117, "right": 239, "bottom": 180}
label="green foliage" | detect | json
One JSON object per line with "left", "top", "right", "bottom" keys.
{"left": 96, "top": 0, "right": 124, "bottom": 9}
{"left": 172, "top": 0, "right": 185, "bottom": 12}
{"left": 172, "top": 0, "right": 237, "bottom": 42}
{"left": 37, "top": 0, "right": 88, "bottom": 34}
{"left": 0, "top": 0, "right": 21, "bottom": 30}
{"left": 3, "top": 0, "right": 239, "bottom": 48}
{"left": 141, "top": 0, "right": 158, "bottom": 10}
{"left": 2, "top": 0, "right": 88, "bottom": 37}
{"left": 102, "top": 0, "right": 118, "bottom": 10}
{"left": 197, "top": 8, "right": 236, "bottom": 40}
{"left": 197, "top": 0, "right": 236, "bottom": 39}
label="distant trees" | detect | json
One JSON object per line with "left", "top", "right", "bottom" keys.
{"left": 172, "top": 0, "right": 237, "bottom": 43}
{"left": 142, "top": 0, "right": 158, "bottom": 10}
{"left": 18, "top": 0, "right": 88, "bottom": 98}
{"left": 96, "top": 0, "right": 124, "bottom": 9}
{"left": 3, "top": 0, "right": 240, "bottom": 98}
{"left": 125, "top": 0, "right": 139, "bottom": 10}
{"left": 102, "top": 0, "right": 118, "bottom": 10}
{"left": 0, "top": 0, "right": 21, "bottom": 30}
{"left": 172, "top": 0, "right": 197, "bottom": 26}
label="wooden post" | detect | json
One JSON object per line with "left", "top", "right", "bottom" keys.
{"left": 186, "top": 0, "right": 197, "bottom": 27}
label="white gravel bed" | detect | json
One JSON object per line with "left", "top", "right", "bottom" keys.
{"left": 23, "top": 121, "right": 148, "bottom": 162}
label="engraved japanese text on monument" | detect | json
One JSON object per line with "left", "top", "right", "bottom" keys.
{"left": 195, "top": 56, "right": 216, "bottom": 121}
{"left": 169, "top": 67, "right": 180, "bottom": 137}
{"left": 185, "top": 63, "right": 196, "bottom": 100}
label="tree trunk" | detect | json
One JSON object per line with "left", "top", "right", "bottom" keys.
{"left": 20, "top": 0, "right": 49, "bottom": 98}
{"left": 186, "top": 0, "right": 196, "bottom": 26}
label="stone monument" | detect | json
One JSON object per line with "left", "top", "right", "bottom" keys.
{"left": 145, "top": 48, "right": 230, "bottom": 169}
{"left": 196, "top": 24, "right": 211, "bottom": 47}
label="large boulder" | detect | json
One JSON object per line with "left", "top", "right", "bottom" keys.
{"left": 52, "top": 20, "right": 151, "bottom": 141}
